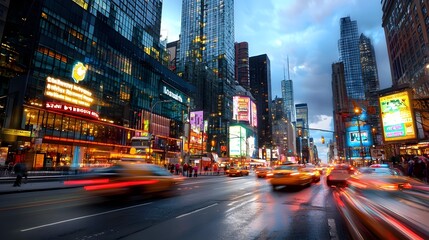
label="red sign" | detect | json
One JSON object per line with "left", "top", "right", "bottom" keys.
{"left": 46, "top": 102, "right": 99, "bottom": 119}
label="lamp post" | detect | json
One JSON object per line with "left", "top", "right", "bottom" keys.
{"left": 148, "top": 99, "right": 173, "bottom": 162}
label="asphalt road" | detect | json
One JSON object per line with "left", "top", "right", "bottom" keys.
{"left": 0, "top": 174, "right": 350, "bottom": 240}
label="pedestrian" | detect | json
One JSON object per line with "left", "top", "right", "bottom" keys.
{"left": 21, "top": 162, "right": 28, "bottom": 184}
{"left": 13, "top": 162, "right": 24, "bottom": 187}
{"left": 188, "top": 165, "right": 193, "bottom": 177}
{"left": 175, "top": 163, "right": 180, "bottom": 175}
{"left": 183, "top": 163, "right": 188, "bottom": 176}
{"left": 193, "top": 165, "right": 198, "bottom": 177}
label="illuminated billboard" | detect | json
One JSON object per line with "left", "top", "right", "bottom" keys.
{"left": 190, "top": 111, "right": 204, "bottom": 132}
{"left": 251, "top": 101, "right": 257, "bottom": 127}
{"left": 345, "top": 121, "right": 373, "bottom": 148}
{"left": 229, "top": 125, "right": 246, "bottom": 157}
{"left": 379, "top": 90, "right": 417, "bottom": 142}
{"left": 233, "top": 96, "right": 251, "bottom": 123}
{"left": 44, "top": 76, "right": 94, "bottom": 107}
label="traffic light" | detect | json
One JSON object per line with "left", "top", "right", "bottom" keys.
{"left": 321, "top": 136, "right": 325, "bottom": 144}
{"left": 298, "top": 128, "right": 302, "bottom": 136}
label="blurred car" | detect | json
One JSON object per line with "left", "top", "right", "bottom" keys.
{"left": 358, "top": 167, "right": 402, "bottom": 176}
{"left": 255, "top": 167, "right": 273, "bottom": 178}
{"left": 302, "top": 165, "right": 321, "bottom": 182}
{"left": 269, "top": 164, "right": 313, "bottom": 190}
{"left": 347, "top": 173, "right": 421, "bottom": 191}
{"left": 65, "top": 162, "right": 184, "bottom": 197}
{"left": 326, "top": 164, "right": 356, "bottom": 187}
{"left": 228, "top": 167, "right": 249, "bottom": 177}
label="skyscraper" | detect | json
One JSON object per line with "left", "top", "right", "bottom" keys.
{"left": 382, "top": 0, "right": 429, "bottom": 98}
{"left": 338, "top": 17, "right": 364, "bottom": 100}
{"left": 281, "top": 79, "right": 295, "bottom": 123}
{"left": 178, "top": 0, "right": 235, "bottom": 83}
{"left": 250, "top": 54, "right": 272, "bottom": 149}
{"left": 359, "top": 34, "right": 380, "bottom": 96}
{"left": 177, "top": 0, "right": 235, "bottom": 156}
{"left": 295, "top": 103, "right": 309, "bottom": 163}
{"left": 235, "top": 42, "right": 250, "bottom": 90}
{"left": 331, "top": 62, "right": 348, "bottom": 161}
{"left": 360, "top": 33, "right": 381, "bottom": 144}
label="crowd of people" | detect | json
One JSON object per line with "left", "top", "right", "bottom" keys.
{"left": 393, "top": 155, "right": 429, "bottom": 182}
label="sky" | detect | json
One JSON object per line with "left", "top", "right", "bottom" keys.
{"left": 160, "top": 0, "right": 392, "bottom": 162}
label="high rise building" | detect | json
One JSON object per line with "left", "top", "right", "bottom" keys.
{"left": 235, "top": 42, "right": 250, "bottom": 90}
{"left": 295, "top": 103, "right": 309, "bottom": 163}
{"left": 360, "top": 34, "right": 380, "bottom": 96}
{"left": 250, "top": 54, "right": 272, "bottom": 150}
{"left": 281, "top": 79, "right": 295, "bottom": 123}
{"left": 359, "top": 33, "right": 381, "bottom": 144}
{"left": 338, "top": 16, "right": 365, "bottom": 100}
{"left": 0, "top": 0, "right": 194, "bottom": 167}
{"left": 281, "top": 57, "right": 295, "bottom": 123}
{"left": 177, "top": 0, "right": 235, "bottom": 157}
{"left": 331, "top": 62, "right": 348, "bottom": 161}
{"left": 381, "top": 0, "right": 429, "bottom": 147}
{"left": 382, "top": 0, "right": 429, "bottom": 98}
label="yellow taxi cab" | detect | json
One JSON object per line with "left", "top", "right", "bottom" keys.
{"left": 65, "top": 162, "right": 184, "bottom": 197}
{"left": 269, "top": 164, "right": 313, "bottom": 190}
{"left": 255, "top": 166, "right": 273, "bottom": 178}
{"left": 228, "top": 167, "right": 249, "bottom": 177}
{"left": 301, "top": 165, "right": 321, "bottom": 182}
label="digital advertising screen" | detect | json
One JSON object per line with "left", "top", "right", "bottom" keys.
{"left": 190, "top": 111, "right": 204, "bottom": 132}
{"left": 229, "top": 125, "right": 246, "bottom": 157}
{"left": 345, "top": 120, "right": 373, "bottom": 148}
{"left": 379, "top": 90, "right": 417, "bottom": 142}
{"left": 251, "top": 101, "right": 257, "bottom": 127}
{"left": 233, "top": 96, "right": 251, "bottom": 123}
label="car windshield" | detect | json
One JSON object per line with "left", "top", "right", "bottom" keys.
{"left": 274, "top": 165, "right": 300, "bottom": 171}
{"left": 359, "top": 167, "right": 397, "bottom": 175}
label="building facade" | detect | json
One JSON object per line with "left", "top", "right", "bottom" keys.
{"left": 0, "top": 0, "right": 194, "bottom": 169}
{"left": 177, "top": 0, "right": 235, "bottom": 157}
{"left": 249, "top": 54, "right": 272, "bottom": 153}
{"left": 295, "top": 103, "right": 309, "bottom": 163}
{"left": 338, "top": 16, "right": 365, "bottom": 101}
{"left": 281, "top": 79, "right": 295, "bottom": 123}
{"left": 235, "top": 42, "right": 250, "bottom": 90}
{"left": 359, "top": 33, "right": 381, "bottom": 145}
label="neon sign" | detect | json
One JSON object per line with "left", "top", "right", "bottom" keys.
{"left": 46, "top": 102, "right": 99, "bottom": 119}
{"left": 44, "top": 76, "right": 93, "bottom": 107}
{"left": 72, "top": 62, "right": 88, "bottom": 83}
{"left": 163, "top": 86, "right": 183, "bottom": 103}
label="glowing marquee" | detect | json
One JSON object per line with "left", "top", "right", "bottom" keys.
{"left": 46, "top": 102, "right": 99, "bottom": 119}
{"left": 44, "top": 76, "right": 93, "bottom": 107}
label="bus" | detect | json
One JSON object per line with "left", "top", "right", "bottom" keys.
{"left": 130, "top": 135, "right": 152, "bottom": 154}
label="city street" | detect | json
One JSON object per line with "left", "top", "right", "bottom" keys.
{"left": 0, "top": 173, "right": 350, "bottom": 240}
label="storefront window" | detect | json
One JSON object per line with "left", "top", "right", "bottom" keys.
{"left": 67, "top": 118, "right": 76, "bottom": 139}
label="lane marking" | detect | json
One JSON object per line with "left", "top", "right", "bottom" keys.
{"left": 328, "top": 218, "right": 338, "bottom": 240}
{"left": 176, "top": 203, "right": 218, "bottom": 219}
{"left": 20, "top": 202, "right": 153, "bottom": 232}
{"left": 231, "top": 192, "right": 253, "bottom": 201}
{"left": 226, "top": 197, "right": 257, "bottom": 213}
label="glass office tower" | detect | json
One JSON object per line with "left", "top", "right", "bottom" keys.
{"left": 338, "top": 16, "right": 364, "bottom": 100}
{"left": 0, "top": 0, "right": 194, "bottom": 168}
